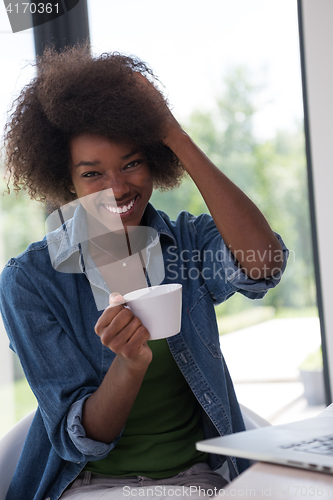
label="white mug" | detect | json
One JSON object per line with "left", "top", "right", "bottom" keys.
{"left": 123, "top": 284, "right": 182, "bottom": 340}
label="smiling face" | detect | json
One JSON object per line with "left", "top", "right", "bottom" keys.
{"left": 69, "top": 134, "right": 154, "bottom": 231}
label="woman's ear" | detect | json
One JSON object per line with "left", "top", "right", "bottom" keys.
{"left": 69, "top": 185, "right": 76, "bottom": 194}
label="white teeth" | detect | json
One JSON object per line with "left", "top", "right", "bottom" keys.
{"left": 104, "top": 197, "right": 136, "bottom": 215}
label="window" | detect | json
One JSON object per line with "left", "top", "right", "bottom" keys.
{"left": 0, "top": 18, "right": 43, "bottom": 437}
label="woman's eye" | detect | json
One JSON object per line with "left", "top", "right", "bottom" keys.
{"left": 81, "top": 171, "right": 100, "bottom": 178}
{"left": 125, "top": 160, "right": 142, "bottom": 170}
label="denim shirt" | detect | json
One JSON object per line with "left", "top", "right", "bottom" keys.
{"left": 0, "top": 203, "right": 288, "bottom": 500}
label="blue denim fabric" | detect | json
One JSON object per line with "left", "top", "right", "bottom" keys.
{"left": 0, "top": 203, "right": 288, "bottom": 500}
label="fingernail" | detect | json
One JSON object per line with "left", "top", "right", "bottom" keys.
{"left": 109, "top": 293, "right": 125, "bottom": 305}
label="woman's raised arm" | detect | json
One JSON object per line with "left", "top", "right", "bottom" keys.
{"left": 135, "top": 73, "right": 283, "bottom": 279}
{"left": 163, "top": 125, "right": 283, "bottom": 279}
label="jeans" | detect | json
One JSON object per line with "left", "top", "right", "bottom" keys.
{"left": 60, "top": 463, "right": 228, "bottom": 499}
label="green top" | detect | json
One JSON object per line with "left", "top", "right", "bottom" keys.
{"left": 84, "top": 338, "right": 208, "bottom": 478}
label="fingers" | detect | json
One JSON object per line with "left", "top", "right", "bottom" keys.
{"left": 99, "top": 310, "right": 150, "bottom": 355}
{"left": 95, "top": 304, "right": 128, "bottom": 336}
{"left": 133, "top": 72, "right": 164, "bottom": 106}
{"left": 108, "top": 318, "right": 150, "bottom": 354}
{"left": 100, "top": 307, "right": 134, "bottom": 342}
{"left": 94, "top": 292, "right": 150, "bottom": 354}
{"left": 133, "top": 72, "right": 149, "bottom": 84}
{"left": 95, "top": 293, "right": 126, "bottom": 332}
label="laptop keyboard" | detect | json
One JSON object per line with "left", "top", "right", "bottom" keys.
{"left": 280, "top": 434, "right": 333, "bottom": 456}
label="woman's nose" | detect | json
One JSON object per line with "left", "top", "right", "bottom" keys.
{"left": 103, "top": 173, "right": 130, "bottom": 199}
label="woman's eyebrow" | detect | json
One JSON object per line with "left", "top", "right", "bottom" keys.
{"left": 74, "top": 151, "right": 140, "bottom": 168}
{"left": 74, "top": 160, "right": 101, "bottom": 169}
{"left": 121, "top": 150, "right": 140, "bottom": 160}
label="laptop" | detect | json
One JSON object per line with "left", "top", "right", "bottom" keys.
{"left": 196, "top": 404, "right": 333, "bottom": 473}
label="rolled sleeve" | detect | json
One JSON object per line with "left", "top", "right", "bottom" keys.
{"left": 192, "top": 213, "right": 289, "bottom": 304}
{"left": 67, "top": 395, "right": 122, "bottom": 459}
{"left": 0, "top": 261, "right": 121, "bottom": 463}
{"left": 224, "top": 232, "right": 289, "bottom": 299}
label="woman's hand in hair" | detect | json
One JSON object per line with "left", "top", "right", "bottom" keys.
{"left": 133, "top": 72, "right": 185, "bottom": 148}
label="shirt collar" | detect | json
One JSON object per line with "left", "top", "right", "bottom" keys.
{"left": 48, "top": 202, "right": 176, "bottom": 271}
{"left": 142, "top": 203, "right": 177, "bottom": 246}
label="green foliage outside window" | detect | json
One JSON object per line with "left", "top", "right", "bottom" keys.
{"left": 0, "top": 174, "right": 45, "bottom": 265}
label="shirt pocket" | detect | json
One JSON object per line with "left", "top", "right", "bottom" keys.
{"left": 188, "top": 283, "right": 223, "bottom": 358}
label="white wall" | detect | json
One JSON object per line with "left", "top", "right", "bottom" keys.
{"left": 300, "top": 0, "right": 333, "bottom": 401}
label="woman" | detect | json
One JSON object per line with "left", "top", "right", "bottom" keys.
{"left": 0, "top": 44, "right": 288, "bottom": 500}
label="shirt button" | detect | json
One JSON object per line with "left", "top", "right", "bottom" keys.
{"left": 204, "top": 393, "right": 212, "bottom": 404}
